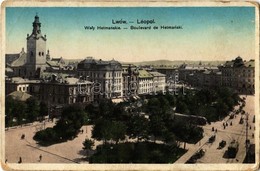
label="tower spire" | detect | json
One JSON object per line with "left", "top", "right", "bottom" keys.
{"left": 32, "top": 13, "right": 41, "bottom": 35}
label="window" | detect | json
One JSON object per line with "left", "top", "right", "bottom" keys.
{"left": 42, "top": 52, "right": 44, "bottom": 56}
{"left": 39, "top": 52, "right": 41, "bottom": 56}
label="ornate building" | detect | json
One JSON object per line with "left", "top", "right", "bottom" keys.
{"left": 77, "top": 57, "right": 123, "bottom": 100}
{"left": 122, "top": 64, "right": 139, "bottom": 97}
{"left": 6, "top": 14, "right": 48, "bottom": 78}
{"left": 219, "top": 57, "right": 255, "bottom": 94}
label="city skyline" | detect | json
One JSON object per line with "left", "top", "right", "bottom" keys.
{"left": 6, "top": 7, "right": 256, "bottom": 62}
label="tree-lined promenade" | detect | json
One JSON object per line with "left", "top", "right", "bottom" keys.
{"left": 5, "top": 87, "right": 244, "bottom": 163}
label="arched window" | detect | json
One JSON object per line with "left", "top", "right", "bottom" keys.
{"left": 42, "top": 52, "right": 44, "bottom": 56}
{"left": 39, "top": 52, "right": 41, "bottom": 56}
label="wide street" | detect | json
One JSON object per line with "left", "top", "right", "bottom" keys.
{"left": 175, "top": 95, "right": 255, "bottom": 163}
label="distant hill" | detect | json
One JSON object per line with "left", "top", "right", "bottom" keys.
{"left": 63, "top": 58, "right": 226, "bottom": 67}
{"left": 122, "top": 60, "right": 226, "bottom": 67}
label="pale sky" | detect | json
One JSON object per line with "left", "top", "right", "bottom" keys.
{"left": 6, "top": 7, "right": 256, "bottom": 62}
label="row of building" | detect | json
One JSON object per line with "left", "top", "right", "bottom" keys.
{"left": 5, "top": 15, "right": 255, "bottom": 110}
{"left": 154, "top": 57, "right": 255, "bottom": 94}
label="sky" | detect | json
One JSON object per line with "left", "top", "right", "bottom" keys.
{"left": 6, "top": 7, "right": 256, "bottom": 62}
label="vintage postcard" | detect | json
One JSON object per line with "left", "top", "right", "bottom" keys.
{"left": 1, "top": 0, "right": 259, "bottom": 171}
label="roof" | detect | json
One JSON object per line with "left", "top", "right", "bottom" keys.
{"left": 5, "top": 54, "right": 20, "bottom": 65}
{"left": 149, "top": 71, "right": 166, "bottom": 77}
{"left": 5, "top": 67, "right": 13, "bottom": 72}
{"left": 51, "top": 57, "right": 65, "bottom": 64}
{"left": 46, "top": 61, "right": 60, "bottom": 67}
{"left": 41, "top": 72, "right": 69, "bottom": 81}
{"left": 6, "top": 50, "right": 27, "bottom": 67}
{"left": 138, "top": 69, "right": 153, "bottom": 78}
{"left": 7, "top": 91, "right": 32, "bottom": 101}
{"left": 203, "top": 70, "right": 211, "bottom": 74}
{"left": 78, "top": 57, "right": 122, "bottom": 70}
{"left": 7, "top": 77, "right": 41, "bottom": 84}
{"left": 154, "top": 67, "right": 178, "bottom": 70}
{"left": 222, "top": 57, "right": 255, "bottom": 68}
{"left": 244, "top": 60, "right": 255, "bottom": 67}
{"left": 64, "top": 77, "right": 79, "bottom": 84}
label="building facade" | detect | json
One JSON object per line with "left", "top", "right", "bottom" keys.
{"left": 149, "top": 71, "right": 166, "bottom": 93}
{"left": 77, "top": 57, "right": 123, "bottom": 100}
{"left": 122, "top": 64, "right": 139, "bottom": 97}
{"left": 138, "top": 69, "right": 154, "bottom": 95}
{"left": 5, "top": 76, "right": 94, "bottom": 105}
{"left": 219, "top": 57, "right": 255, "bottom": 94}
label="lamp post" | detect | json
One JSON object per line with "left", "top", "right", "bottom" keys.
{"left": 245, "top": 112, "right": 249, "bottom": 162}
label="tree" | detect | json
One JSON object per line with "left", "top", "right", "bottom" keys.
{"left": 54, "top": 104, "right": 88, "bottom": 139}
{"left": 39, "top": 101, "right": 48, "bottom": 119}
{"left": 26, "top": 97, "right": 40, "bottom": 122}
{"left": 149, "top": 115, "right": 168, "bottom": 142}
{"left": 110, "top": 121, "right": 126, "bottom": 144}
{"left": 83, "top": 138, "right": 95, "bottom": 158}
{"left": 92, "top": 118, "right": 112, "bottom": 144}
{"left": 127, "top": 114, "right": 149, "bottom": 142}
{"left": 83, "top": 138, "right": 95, "bottom": 150}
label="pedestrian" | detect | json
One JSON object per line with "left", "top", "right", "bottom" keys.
{"left": 230, "top": 121, "right": 232, "bottom": 126}
{"left": 249, "top": 126, "right": 251, "bottom": 129}
{"left": 215, "top": 129, "right": 217, "bottom": 133}
{"left": 21, "top": 134, "right": 25, "bottom": 139}
{"left": 226, "top": 123, "right": 228, "bottom": 126}
{"left": 18, "top": 157, "right": 22, "bottom": 164}
{"left": 39, "top": 154, "right": 42, "bottom": 162}
{"left": 212, "top": 127, "right": 214, "bottom": 131}
{"left": 224, "top": 125, "right": 225, "bottom": 129}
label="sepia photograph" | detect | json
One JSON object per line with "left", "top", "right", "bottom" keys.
{"left": 1, "top": 1, "right": 259, "bottom": 171}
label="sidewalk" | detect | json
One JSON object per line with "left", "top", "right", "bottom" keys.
{"left": 174, "top": 135, "right": 209, "bottom": 163}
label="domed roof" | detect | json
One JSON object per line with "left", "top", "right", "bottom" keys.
{"left": 234, "top": 56, "right": 244, "bottom": 67}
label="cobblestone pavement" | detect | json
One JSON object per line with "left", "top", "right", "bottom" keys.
{"left": 175, "top": 95, "right": 255, "bottom": 163}
{"left": 5, "top": 120, "right": 100, "bottom": 163}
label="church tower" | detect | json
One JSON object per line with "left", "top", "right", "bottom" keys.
{"left": 26, "top": 14, "right": 47, "bottom": 78}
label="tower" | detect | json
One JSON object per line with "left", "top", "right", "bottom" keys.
{"left": 26, "top": 14, "right": 47, "bottom": 77}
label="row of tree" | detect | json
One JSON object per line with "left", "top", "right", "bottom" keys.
{"left": 174, "top": 87, "right": 241, "bottom": 122}
{"left": 34, "top": 105, "right": 88, "bottom": 145}
{"left": 5, "top": 96, "right": 48, "bottom": 127}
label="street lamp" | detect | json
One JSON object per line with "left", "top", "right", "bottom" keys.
{"left": 245, "top": 112, "right": 249, "bottom": 162}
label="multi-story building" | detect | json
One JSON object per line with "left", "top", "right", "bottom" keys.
{"left": 149, "top": 71, "right": 166, "bottom": 93}
{"left": 5, "top": 75, "right": 94, "bottom": 105}
{"left": 154, "top": 67, "right": 179, "bottom": 83}
{"left": 187, "top": 70, "right": 222, "bottom": 88}
{"left": 219, "top": 57, "right": 255, "bottom": 94}
{"left": 39, "top": 75, "right": 93, "bottom": 105}
{"left": 138, "top": 69, "right": 154, "bottom": 95}
{"left": 122, "top": 64, "right": 139, "bottom": 97}
{"left": 178, "top": 63, "right": 218, "bottom": 82}
{"left": 77, "top": 57, "right": 123, "bottom": 100}
{"left": 5, "top": 77, "right": 41, "bottom": 95}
